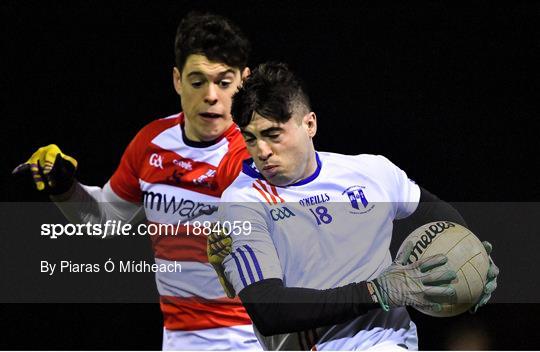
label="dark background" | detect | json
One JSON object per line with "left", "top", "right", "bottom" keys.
{"left": 2, "top": 0, "right": 539, "bottom": 350}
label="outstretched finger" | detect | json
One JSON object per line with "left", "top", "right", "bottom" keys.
{"left": 208, "top": 229, "right": 229, "bottom": 243}
{"left": 41, "top": 148, "right": 61, "bottom": 175}
{"left": 484, "top": 280, "right": 497, "bottom": 295}
{"left": 423, "top": 285, "right": 457, "bottom": 304}
{"left": 214, "top": 246, "right": 232, "bottom": 259}
{"left": 421, "top": 265, "right": 457, "bottom": 285}
{"left": 418, "top": 254, "right": 449, "bottom": 273}
{"left": 487, "top": 261, "right": 499, "bottom": 280}
{"left": 209, "top": 238, "right": 232, "bottom": 253}
{"left": 29, "top": 163, "right": 46, "bottom": 191}
{"left": 396, "top": 241, "right": 414, "bottom": 265}
{"left": 482, "top": 241, "right": 493, "bottom": 256}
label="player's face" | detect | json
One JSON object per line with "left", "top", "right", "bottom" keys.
{"left": 241, "top": 112, "right": 318, "bottom": 186}
{"left": 173, "top": 54, "right": 249, "bottom": 142}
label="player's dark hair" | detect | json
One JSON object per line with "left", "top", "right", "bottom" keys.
{"left": 232, "top": 62, "right": 311, "bottom": 128}
{"left": 174, "top": 12, "right": 250, "bottom": 71}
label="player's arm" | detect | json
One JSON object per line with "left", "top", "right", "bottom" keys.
{"left": 239, "top": 279, "right": 377, "bottom": 336}
{"left": 393, "top": 186, "right": 467, "bottom": 239}
{"left": 379, "top": 152, "right": 499, "bottom": 313}
{"left": 217, "top": 202, "right": 456, "bottom": 336}
{"left": 394, "top": 186, "right": 499, "bottom": 312}
{"left": 52, "top": 181, "right": 144, "bottom": 226}
{"left": 13, "top": 144, "right": 144, "bottom": 226}
{"left": 232, "top": 243, "right": 455, "bottom": 336}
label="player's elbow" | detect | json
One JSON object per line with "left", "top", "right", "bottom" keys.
{"left": 256, "top": 322, "right": 279, "bottom": 337}
{"left": 244, "top": 303, "right": 283, "bottom": 336}
{"left": 239, "top": 279, "right": 288, "bottom": 336}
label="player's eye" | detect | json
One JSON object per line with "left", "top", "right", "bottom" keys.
{"left": 191, "top": 81, "right": 204, "bottom": 88}
{"left": 268, "top": 134, "right": 280, "bottom": 140}
{"left": 218, "top": 79, "right": 232, "bottom": 88}
{"left": 244, "top": 137, "right": 256, "bottom": 145}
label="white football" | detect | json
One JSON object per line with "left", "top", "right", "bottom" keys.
{"left": 397, "top": 221, "right": 489, "bottom": 317}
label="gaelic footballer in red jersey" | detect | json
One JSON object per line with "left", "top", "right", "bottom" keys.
{"left": 14, "top": 12, "right": 260, "bottom": 350}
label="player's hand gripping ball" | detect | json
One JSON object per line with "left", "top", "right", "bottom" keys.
{"left": 369, "top": 241, "right": 457, "bottom": 313}
{"left": 396, "top": 221, "right": 498, "bottom": 317}
{"left": 13, "top": 144, "right": 77, "bottom": 195}
{"left": 208, "top": 229, "right": 236, "bottom": 298}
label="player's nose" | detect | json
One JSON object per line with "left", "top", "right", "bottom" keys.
{"left": 204, "top": 83, "right": 219, "bottom": 105}
{"left": 256, "top": 140, "right": 273, "bottom": 161}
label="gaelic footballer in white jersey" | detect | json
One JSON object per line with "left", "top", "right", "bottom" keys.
{"left": 211, "top": 62, "right": 497, "bottom": 351}
{"left": 219, "top": 152, "right": 421, "bottom": 350}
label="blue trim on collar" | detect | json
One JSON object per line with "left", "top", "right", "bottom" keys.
{"left": 241, "top": 153, "right": 322, "bottom": 186}
{"left": 242, "top": 158, "right": 263, "bottom": 179}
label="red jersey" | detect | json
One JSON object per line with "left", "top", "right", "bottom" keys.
{"left": 110, "top": 113, "right": 251, "bottom": 331}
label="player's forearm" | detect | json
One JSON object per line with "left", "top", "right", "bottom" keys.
{"left": 50, "top": 181, "right": 143, "bottom": 226}
{"left": 238, "top": 278, "right": 379, "bottom": 336}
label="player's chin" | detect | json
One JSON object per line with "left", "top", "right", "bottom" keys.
{"left": 263, "top": 173, "right": 290, "bottom": 187}
{"left": 198, "top": 122, "right": 229, "bottom": 139}
{"left": 198, "top": 115, "right": 223, "bottom": 126}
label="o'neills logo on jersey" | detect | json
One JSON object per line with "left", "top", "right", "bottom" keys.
{"left": 172, "top": 159, "right": 192, "bottom": 170}
{"left": 342, "top": 185, "right": 375, "bottom": 214}
{"left": 141, "top": 191, "right": 217, "bottom": 219}
{"left": 299, "top": 193, "right": 330, "bottom": 207}
{"left": 270, "top": 207, "right": 296, "bottom": 221}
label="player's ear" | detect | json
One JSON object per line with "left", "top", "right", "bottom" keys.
{"left": 241, "top": 67, "right": 250, "bottom": 81}
{"left": 304, "top": 112, "right": 317, "bottom": 138}
{"left": 173, "top": 67, "right": 182, "bottom": 95}
{"left": 237, "top": 67, "right": 251, "bottom": 90}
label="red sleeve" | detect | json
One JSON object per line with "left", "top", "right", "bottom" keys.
{"left": 216, "top": 137, "right": 250, "bottom": 191}
{"left": 110, "top": 116, "right": 180, "bottom": 203}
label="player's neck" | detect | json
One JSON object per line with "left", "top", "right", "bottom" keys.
{"left": 288, "top": 149, "right": 319, "bottom": 186}
{"left": 303, "top": 150, "right": 318, "bottom": 178}
{"left": 180, "top": 124, "right": 217, "bottom": 147}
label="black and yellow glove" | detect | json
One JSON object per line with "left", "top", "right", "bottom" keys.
{"left": 207, "top": 229, "right": 236, "bottom": 298}
{"left": 13, "top": 144, "right": 77, "bottom": 195}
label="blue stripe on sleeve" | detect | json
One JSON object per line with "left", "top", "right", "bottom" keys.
{"left": 237, "top": 248, "right": 256, "bottom": 284}
{"left": 231, "top": 252, "right": 248, "bottom": 288}
{"left": 243, "top": 245, "right": 264, "bottom": 281}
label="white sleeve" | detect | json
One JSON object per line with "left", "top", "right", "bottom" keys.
{"left": 377, "top": 155, "right": 421, "bottom": 219}
{"left": 50, "top": 180, "right": 145, "bottom": 226}
{"left": 220, "top": 202, "right": 283, "bottom": 294}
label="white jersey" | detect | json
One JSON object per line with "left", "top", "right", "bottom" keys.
{"left": 220, "top": 152, "right": 421, "bottom": 350}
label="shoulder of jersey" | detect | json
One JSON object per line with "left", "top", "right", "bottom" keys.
{"left": 221, "top": 156, "right": 274, "bottom": 202}
{"left": 318, "top": 151, "right": 392, "bottom": 172}
{"left": 135, "top": 113, "right": 181, "bottom": 142}
{"left": 221, "top": 170, "right": 260, "bottom": 203}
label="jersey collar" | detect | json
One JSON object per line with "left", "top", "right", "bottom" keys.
{"left": 177, "top": 112, "right": 240, "bottom": 148}
{"left": 290, "top": 153, "right": 322, "bottom": 186}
